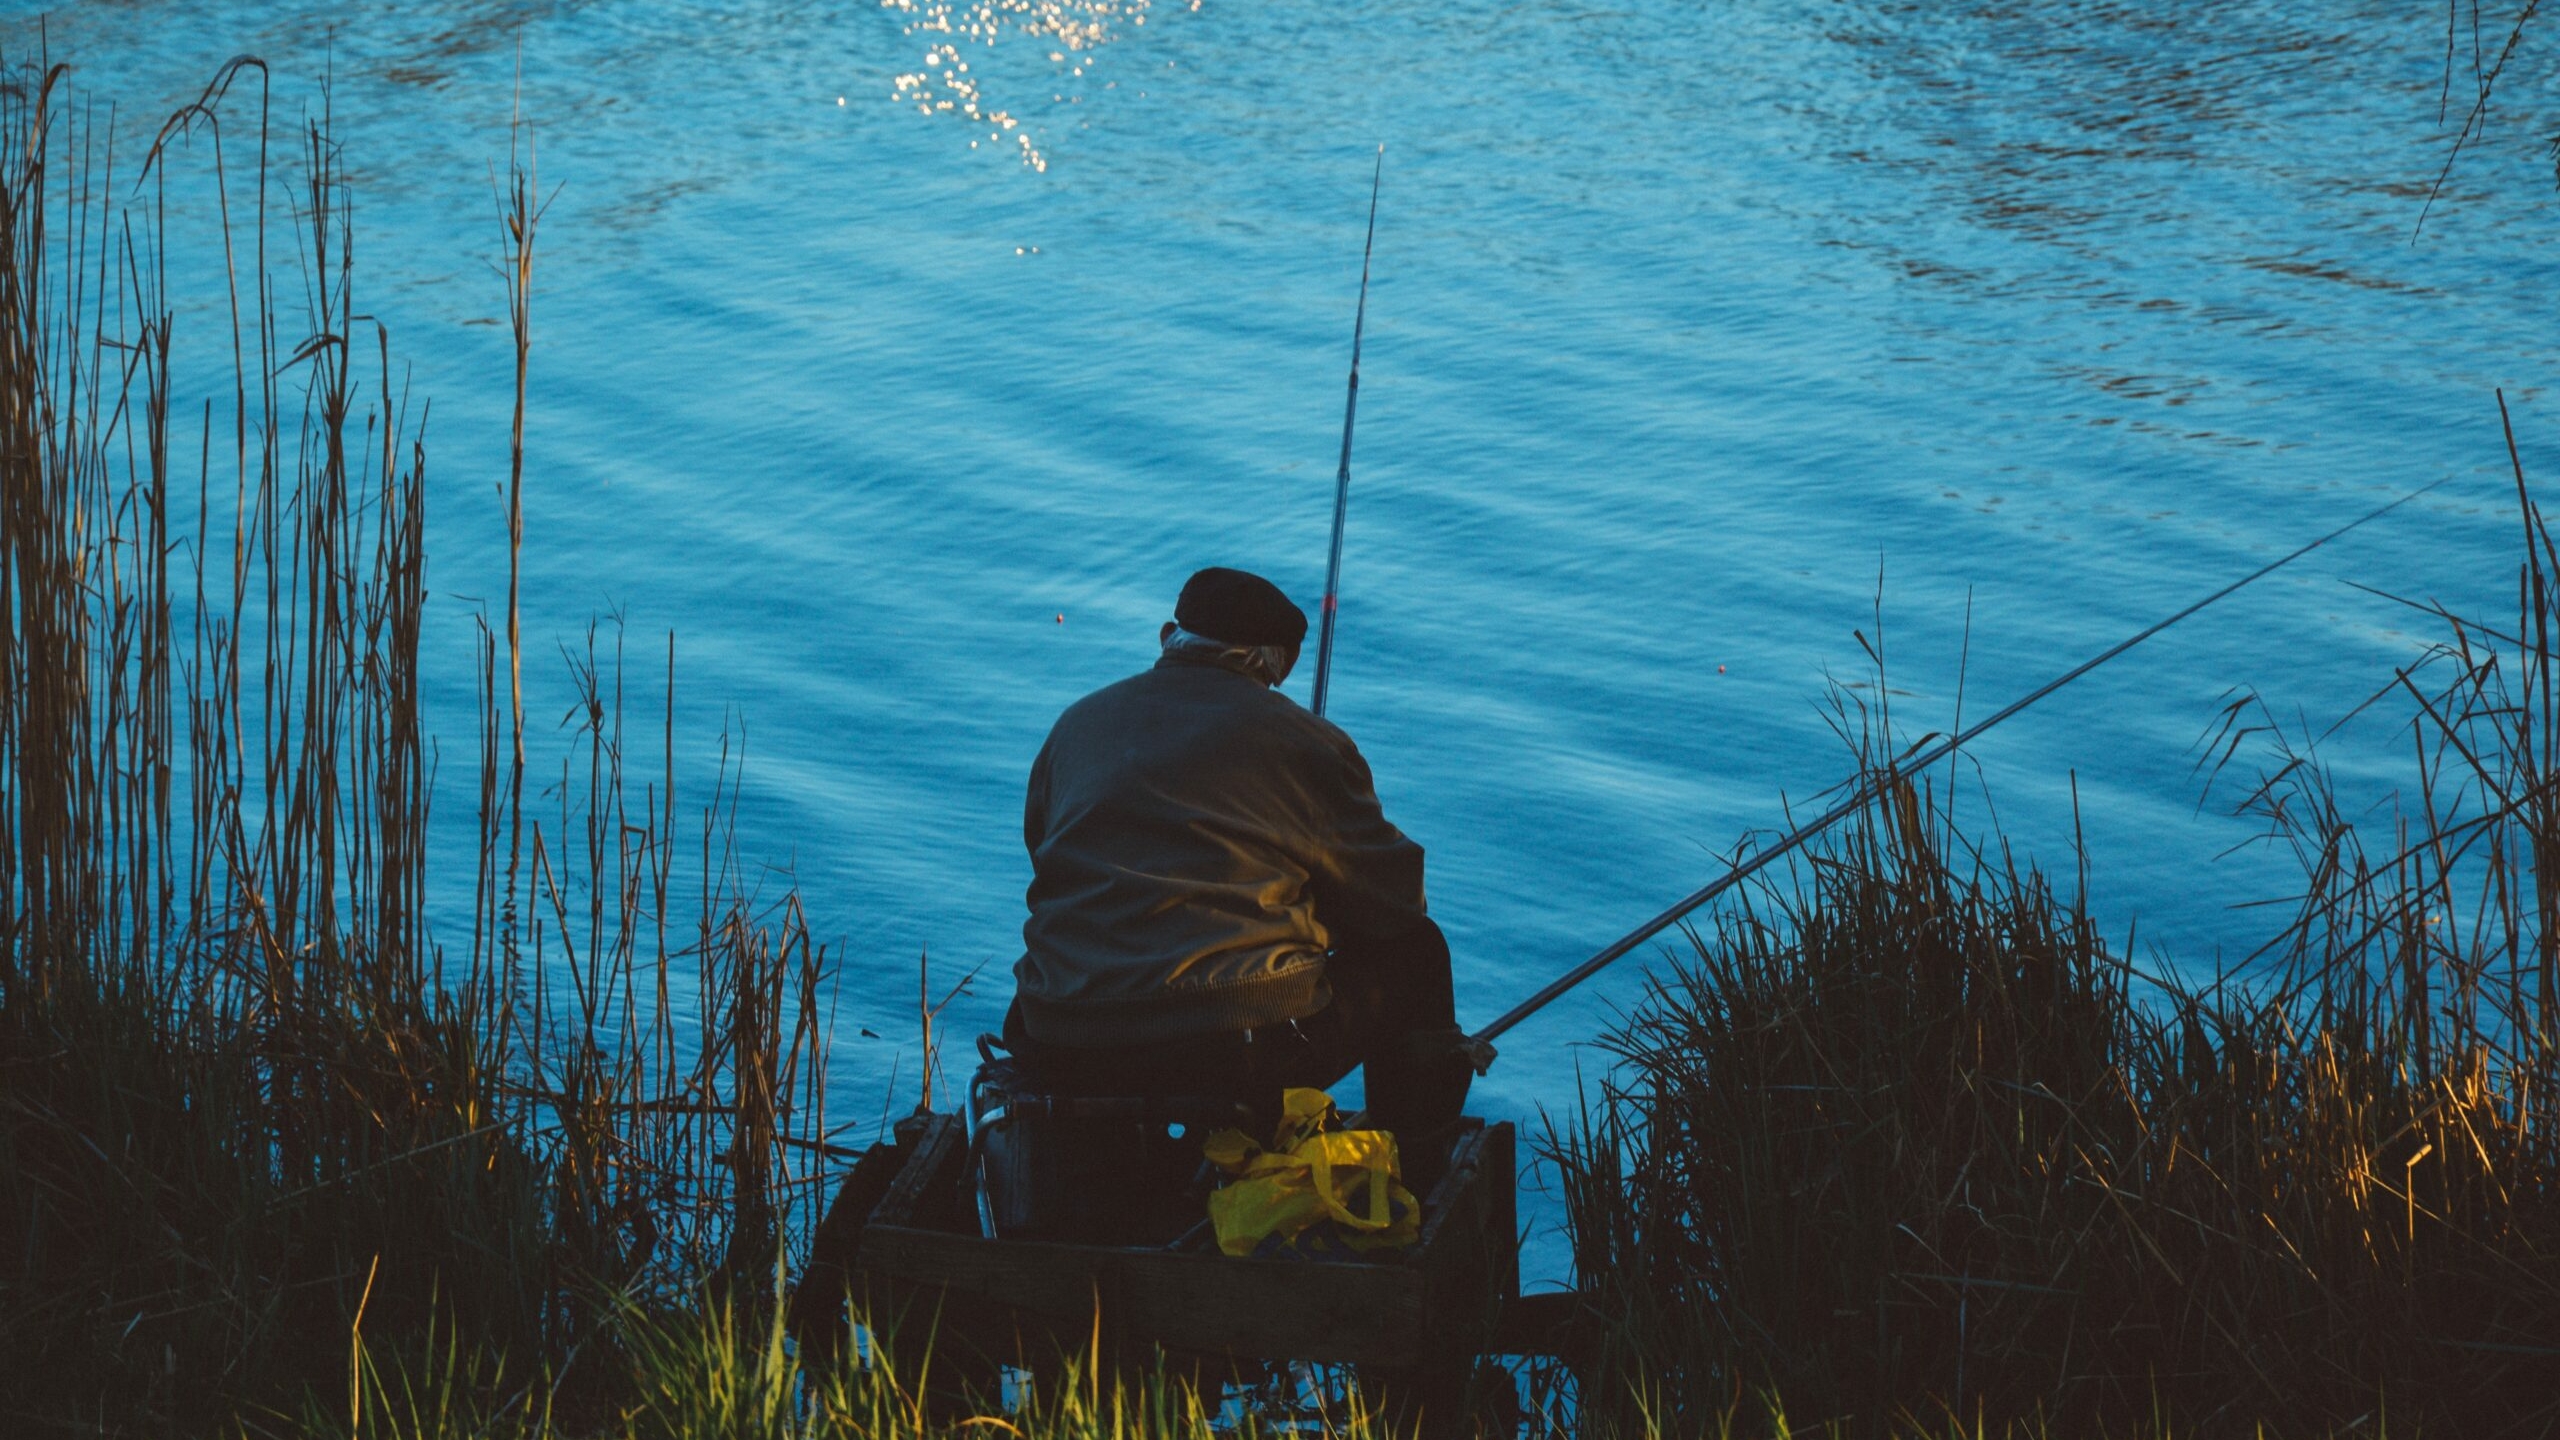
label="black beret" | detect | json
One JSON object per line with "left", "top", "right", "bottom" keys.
{"left": 1174, "top": 567, "right": 1308, "bottom": 648}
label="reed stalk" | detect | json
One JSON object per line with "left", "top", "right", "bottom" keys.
{"left": 1548, "top": 457, "right": 2560, "bottom": 1437}
{"left": 0, "top": 55, "right": 839, "bottom": 1434}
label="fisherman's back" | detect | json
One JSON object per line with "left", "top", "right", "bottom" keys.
{"left": 1016, "top": 654, "right": 1426, "bottom": 1047}
{"left": 1003, "top": 565, "right": 1468, "bottom": 1149}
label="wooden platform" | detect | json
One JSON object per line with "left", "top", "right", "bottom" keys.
{"left": 816, "top": 1113, "right": 1520, "bottom": 1373}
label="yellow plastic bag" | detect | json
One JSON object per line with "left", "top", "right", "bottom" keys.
{"left": 1199, "top": 1088, "right": 1421, "bottom": 1260}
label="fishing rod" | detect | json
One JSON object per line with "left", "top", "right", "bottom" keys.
{"left": 1473, "top": 475, "right": 2451, "bottom": 1047}
{"left": 1308, "top": 145, "right": 1385, "bottom": 720}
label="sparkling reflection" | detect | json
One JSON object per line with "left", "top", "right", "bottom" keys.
{"left": 878, "top": 0, "right": 1202, "bottom": 172}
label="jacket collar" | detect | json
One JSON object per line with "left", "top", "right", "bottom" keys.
{"left": 1155, "top": 644, "right": 1283, "bottom": 688}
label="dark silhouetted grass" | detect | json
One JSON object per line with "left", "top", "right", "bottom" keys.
{"left": 0, "top": 56, "right": 835, "bottom": 1436}
{"left": 1548, "top": 446, "right": 2560, "bottom": 1436}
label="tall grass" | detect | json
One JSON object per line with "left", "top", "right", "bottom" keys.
{"left": 0, "top": 57, "right": 837, "bottom": 1435}
{"left": 291, "top": 1282, "right": 1445, "bottom": 1440}
{"left": 1550, "top": 450, "right": 2560, "bottom": 1436}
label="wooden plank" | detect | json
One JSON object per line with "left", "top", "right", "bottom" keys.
{"left": 1410, "top": 1120, "right": 1492, "bottom": 1251}
{"left": 1489, "top": 1288, "right": 1591, "bottom": 1360}
{"left": 1418, "top": 1120, "right": 1515, "bottom": 1359}
{"left": 869, "top": 1113, "right": 964, "bottom": 1230}
{"left": 859, "top": 1222, "right": 1431, "bottom": 1366}
{"left": 1488, "top": 1121, "right": 1520, "bottom": 1307}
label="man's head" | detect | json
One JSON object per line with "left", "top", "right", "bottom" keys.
{"left": 1159, "top": 567, "right": 1307, "bottom": 686}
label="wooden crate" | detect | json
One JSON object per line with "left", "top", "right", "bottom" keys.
{"left": 848, "top": 1114, "right": 1518, "bottom": 1372}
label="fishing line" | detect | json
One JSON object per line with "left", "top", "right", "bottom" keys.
{"left": 1309, "top": 145, "right": 1384, "bottom": 720}
{"left": 1473, "top": 475, "right": 2453, "bottom": 1047}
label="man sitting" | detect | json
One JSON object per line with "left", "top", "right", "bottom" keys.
{"left": 1002, "top": 566, "right": 1475, "bottom": 1167}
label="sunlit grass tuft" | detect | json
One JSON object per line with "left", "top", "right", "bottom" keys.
{"left": 1549, "top": 448, "right": 2560, "bottom": 1436}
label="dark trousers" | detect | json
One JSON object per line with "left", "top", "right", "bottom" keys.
{"left": 1001, "top": 920, "right": 1471, "bottom": 1137}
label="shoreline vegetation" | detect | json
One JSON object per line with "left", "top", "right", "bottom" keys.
{"left": 0, "top": 60, "right": 840, "bottom": 1436}
{"left": 6, "top": 56, "right": 2559, "bottom": 1440}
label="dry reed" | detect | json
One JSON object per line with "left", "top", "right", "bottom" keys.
{"left": 0, "top": 56, "right": 839, "bottom": 1435}
{"left": 1549, "top": 448, "right": 2560, "bottom": 1436}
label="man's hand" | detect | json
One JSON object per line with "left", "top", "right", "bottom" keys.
{"left": 1401, "top": 1025, "right": 1497, "bottom": 1076}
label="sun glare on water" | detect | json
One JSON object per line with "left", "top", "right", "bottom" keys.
{"left": 877, "top": 0, "right": 1201, "bottom": 172}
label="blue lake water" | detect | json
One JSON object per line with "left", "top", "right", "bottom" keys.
{"left": 14, "top": 0, "right": 2557, "bottom": 1284}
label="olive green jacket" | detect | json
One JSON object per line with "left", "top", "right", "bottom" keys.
{"left": 1012, "top": 651, "right": 1430, "bottom": 1046}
